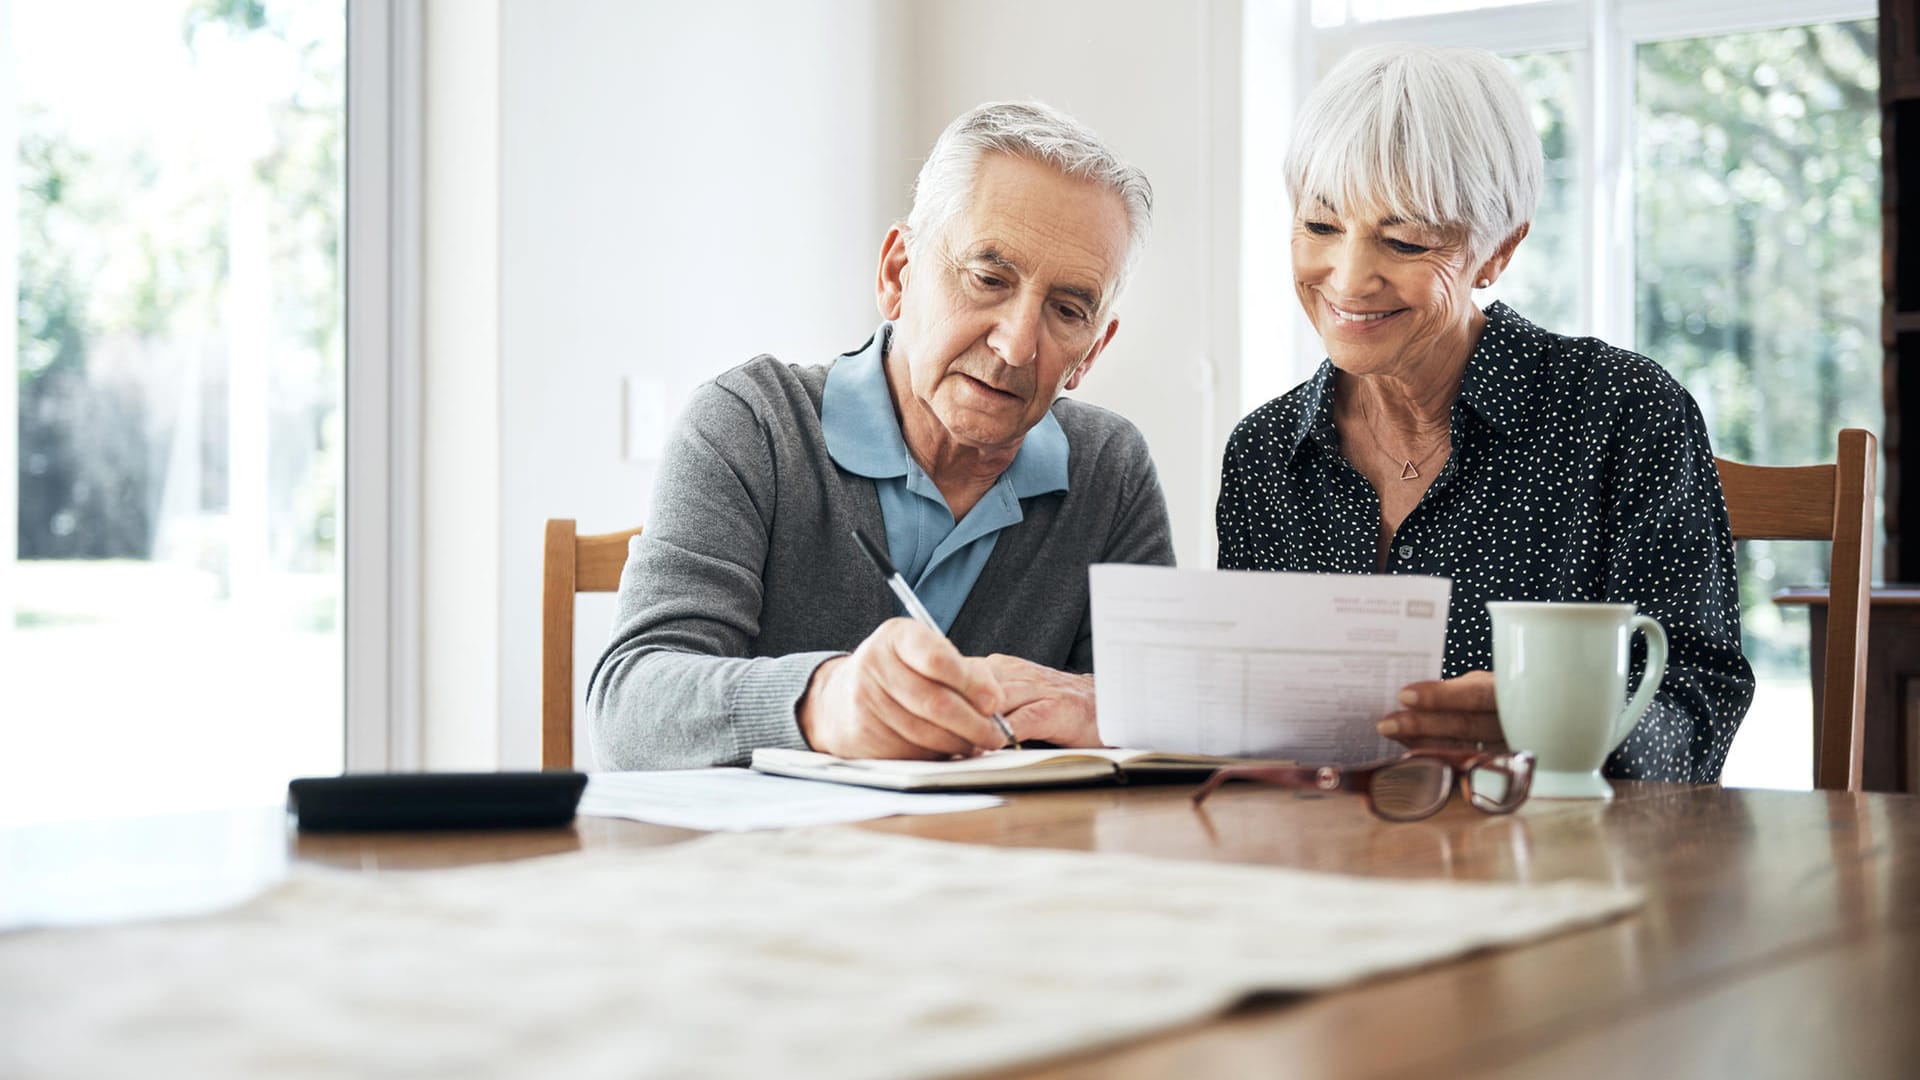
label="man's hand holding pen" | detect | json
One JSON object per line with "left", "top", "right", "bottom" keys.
{"left": 804, "top": 526, "right": 1104, "bottom": 760}
{"left": 797, "top": 619, "right": 1007, "bottom": 760}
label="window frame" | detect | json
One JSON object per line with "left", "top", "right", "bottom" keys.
{"left": 345, "top": 0, "right": 424, "bottom": 772}
{"left": 0, "top": 1, "right": 16, "bottom": 646}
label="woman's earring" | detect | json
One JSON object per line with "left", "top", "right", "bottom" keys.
{"left": 1476, "top": 278, "right": 1490, "bottom": 288}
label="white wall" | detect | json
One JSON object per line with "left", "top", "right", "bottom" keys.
{"left": 421, "top": 0, "right": 500, "bottom": 768}
{"left": 1242, "top": 0, "right": 1316, "bottom": 414}
{"left": 467, "top": 0, "right": 1245, "bottom": 767}
{"left": 495, "top": 0, "right": 914, "bottom": 767}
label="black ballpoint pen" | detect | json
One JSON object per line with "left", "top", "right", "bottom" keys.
{"left": 851, "top": 527, "right": 1021, "bottom": 750}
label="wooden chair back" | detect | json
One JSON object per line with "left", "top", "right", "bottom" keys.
{"left": 542, "top": 519, "right": 644, "bottom": 770}
{"left": 1714, "top": 428, "right": 1876, "bottom": 791}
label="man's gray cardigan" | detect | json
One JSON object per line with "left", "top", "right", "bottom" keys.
{"left": 586, "top": 351, "right": 1176, "bottom": 770}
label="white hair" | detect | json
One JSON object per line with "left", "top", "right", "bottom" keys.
{"left": 904, "top": 101, "right": 1153, "bottom": 311}
{"left": 1287, "top": 43, "right": 1542, "bottom": 262}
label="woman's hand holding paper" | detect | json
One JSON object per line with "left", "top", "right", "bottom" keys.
{"left": 1377, "top": 670, "right": 1508, "bottom": 753}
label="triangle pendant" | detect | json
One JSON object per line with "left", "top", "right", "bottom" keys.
{"left": 1400, "top": 460, "right": 1420, "bottom": 481}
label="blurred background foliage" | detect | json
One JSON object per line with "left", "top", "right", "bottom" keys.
{"left": 14, "top": 0, "right": 341, "bottom": 579}
{"left": 1635, "top": 21, "right": 1879, "bottom": 676}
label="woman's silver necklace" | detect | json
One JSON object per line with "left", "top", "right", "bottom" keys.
{"left": 1357, "top": 401, "right": 1450, "bottom": 481}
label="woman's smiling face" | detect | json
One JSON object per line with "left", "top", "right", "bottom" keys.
{"left": 1290, "top": 198, "right": 1491, "bottom": 381}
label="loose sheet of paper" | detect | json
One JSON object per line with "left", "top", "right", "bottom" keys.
{"left": 1092, "top": 564, "right": 1451, "bottom": 762}
{"left": 577, "top": 768, "right": 1002, "bottom": 831}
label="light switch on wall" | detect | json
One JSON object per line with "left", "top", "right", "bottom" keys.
{"left": 622, "top": 375, "right": 670, "bottom": 462}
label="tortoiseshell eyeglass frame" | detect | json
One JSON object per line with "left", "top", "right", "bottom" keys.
{"left": 1191, "top": 747, "right": 1536, "bottom": 822}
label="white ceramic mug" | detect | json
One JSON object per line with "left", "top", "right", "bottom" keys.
{"left": 1486, "top": 601, "right": 1668, "bottom": 800}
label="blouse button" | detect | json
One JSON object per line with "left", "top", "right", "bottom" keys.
{"left": 1398, "top": 545, "right": 1414, "bottom": 563}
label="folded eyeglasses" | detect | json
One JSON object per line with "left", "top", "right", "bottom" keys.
{"left": 1191, "top": 747, "right": 1536, "bottom": 822}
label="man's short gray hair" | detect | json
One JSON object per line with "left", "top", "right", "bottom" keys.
{"left": 904, "top": 101, "right": 1153, "bottom": 311}
{"left": 1286, "top": 43, "right": 1542, "bottom": 262}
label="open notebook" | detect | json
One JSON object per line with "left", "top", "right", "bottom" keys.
{"left": 750, "top": 747, "right": 1292, "bottom": 792}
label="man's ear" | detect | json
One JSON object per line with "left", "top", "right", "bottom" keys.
{"left": 1065, "top": 316, "right": 1121, "bottom": 391}
{"left": 876, "top": 225, "right": 912, "bottom": 320}
{"left": 1474, "top": 223, "right": 1531, "bottom": 289}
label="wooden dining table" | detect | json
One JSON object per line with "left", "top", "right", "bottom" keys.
{"left": 5, "top": 779, "right": 1918, "bottom": 1077}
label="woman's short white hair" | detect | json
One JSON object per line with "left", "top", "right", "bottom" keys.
{"left": 1287, "top": 43, "right": 1542, "bottom": 262}
{"left": 904, "top": 101, "right": 1153, "bottom": 311}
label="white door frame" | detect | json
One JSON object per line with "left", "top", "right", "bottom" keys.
{"left": 345, "top": 0, "right": 424, "bottom": 772}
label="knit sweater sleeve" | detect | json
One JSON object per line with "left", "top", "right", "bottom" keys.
{"left": 585, "top": 379, "right": 837, "bottom": 770}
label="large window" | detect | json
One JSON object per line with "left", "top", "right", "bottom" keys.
{"left": 1633, "top": 21, "right": 1880, "bottom": 788}
{"left": 4, "top": 0, "right": 346, "bottom": 823}
{"left": 1271, "top": 0, "right": 1880, "bottom": 789}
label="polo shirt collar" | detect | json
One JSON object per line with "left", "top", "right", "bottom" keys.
{"left": 1001, "top": 408, "right": 1070, "bottom": 499}
{"left": 821, "top": 325, "right": 909, "bottom": 478}
{"left": 821, "top": 323, "right": 1070, "bottom": 498}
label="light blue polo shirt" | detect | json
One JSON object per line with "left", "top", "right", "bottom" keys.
{"left": 821, "top": 325, "right": 1071, "bottom": 632}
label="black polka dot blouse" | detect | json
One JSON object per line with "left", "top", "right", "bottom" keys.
{"left": 1217, "top": 301, "right": 1755, "bottom": 783}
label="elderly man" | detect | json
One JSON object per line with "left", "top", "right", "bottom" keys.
{"left": 587, "top": 101, "right": 1174, "bottom": 769}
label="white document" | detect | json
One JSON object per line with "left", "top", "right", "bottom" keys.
{"left": 1092, "top": 565, "right": 1452, "bottom": 763}
{"left": 577, "top": 769, "right": 1003, "bottom": 831}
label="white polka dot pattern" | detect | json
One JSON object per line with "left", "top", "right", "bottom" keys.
{"left": 1217, "top": 302, "right": 1756, "bottom": 783}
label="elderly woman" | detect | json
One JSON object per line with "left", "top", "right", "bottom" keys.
{"left": 1217, "top": 43, "right": 1754, "bottom": 783}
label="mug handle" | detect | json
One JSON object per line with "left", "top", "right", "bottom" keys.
{"left": 1609, "top": 613, "right": 1669, "bottom": 748}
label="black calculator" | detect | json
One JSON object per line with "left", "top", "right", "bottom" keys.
{"left": 287, "top": 771, "right": 588, "bottom": 831}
